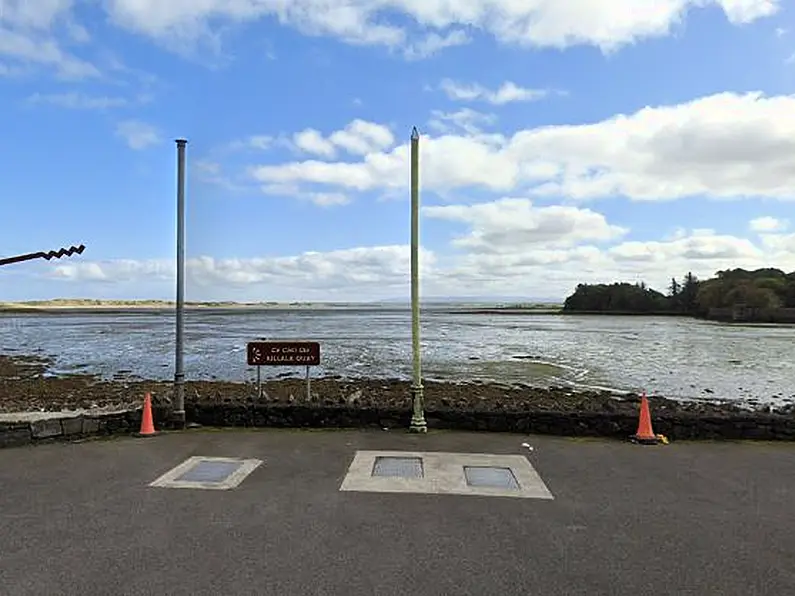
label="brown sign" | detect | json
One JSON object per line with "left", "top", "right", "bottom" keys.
{"left": 247, "top": 341, "right": 321, "bottom": 366}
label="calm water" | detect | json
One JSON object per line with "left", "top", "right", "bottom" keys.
{"left": 1, "top": 307, "right": 793, "bottom": 405}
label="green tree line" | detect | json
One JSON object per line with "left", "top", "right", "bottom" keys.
{"left": 562, "top": 268, "right": 795, "bottom": 315}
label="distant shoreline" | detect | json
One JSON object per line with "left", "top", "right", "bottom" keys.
{"left": 1, "top": 300, "right": 704, "bottom": 317}
{"left": 0, "top": 302, "right": 700, "bottom": 317}
{"left": 0, "top": 299, "right": 565, "bottom": 313}
{"left": 444, "top": 308, "right": 692, "bottom": 316}
{"left": 1, "top": 300, "right": 304, "bottom": 308}
{"left": 0, "top": 300, "right": 358, "bottom": 312}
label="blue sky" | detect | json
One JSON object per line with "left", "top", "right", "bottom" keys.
{"left": 2, "top": 0, "right": 795, "bottom": 302}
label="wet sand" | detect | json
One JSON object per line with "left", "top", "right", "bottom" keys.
{"left": 2, "top": 353, "right": 791, "bottom": 418}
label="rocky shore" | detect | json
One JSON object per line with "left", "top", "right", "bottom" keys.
{"left": 2, "top": 353, "right": 794, "bottom": 442}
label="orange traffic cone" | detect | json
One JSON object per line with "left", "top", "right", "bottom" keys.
{"left": 631, "top": 392, "right": 660, "bottom": 445}
{"left": 135, "top": 393, "right": 158, "bottom": 437}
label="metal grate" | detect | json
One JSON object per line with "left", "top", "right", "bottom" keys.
{"left": 464, "top": 466, "right": 520, "bottom": 490}
{"left": 372, "top": 456, "right": 424, "bottom": 478}
{"left": 176, "top": 460, "right": 243, "bottom": 483}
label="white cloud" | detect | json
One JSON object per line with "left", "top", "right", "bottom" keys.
{"left": 0, "top": 0, "right": 73, "bottom": 30}
{"left": 428, "top": 108, "right": 497, "bottom": 135}
{"left": 39, "top": 223, "right": 795, "bottom": 300}
{"left": 48, "top": 245, "right": 436, "bottom": 294}
{"left": 435, "top": 229, "right": 795, "bottom": 298}
{"left": 439, "top": 79, "right": 552, "bottom": 104}
{"left": 719, "top": 0, "right": 779, "bottom": 23}
{"left": 50, "top": 258, "right": 174, "bottom": 282}
{"left": 27, "top": 91, "right": 130, "bottom": 109}
{"left": 249, "top": 91, "right": 795, "bottom": 201}
{"left": 255, "top": 134, "right": 510, "bottom": 193}
{"left": 101, "top": 0, "right": 781, "bottom": 54}
{"left": 330, "top": 120, "right": 395, "bottom": 155}
{"left": 403, "top": 30, "right": 470, "bottom": 59}
{"left": 608, "top": 231, "right": 762, "bottom": 262}
{"left": 0, "top": 26, "right": 99, "bottom": 78}
{"left": 750, "top": 216, "right": 789, "bottom": 232}
{"left": 293, "top": 128, "right": 337, "bottom": 158}
{"left": 425, "top": 198, "right": 628, "bottom": 254}
{"left": 50, "top": 261, "right": 109, "bottom": 282}
{"left": 304, "top": 192, "right": 351, "bottom": 207}
{"left": 759, "top": 231, "right": 795, "bottom": 252}
{"left": 291, "top": 120, "right": 396, "bottom": 158}
{"left": 37, "top": 197, "right": 795, "bottom": 301}
{"left": 0, "top": 0, "right": 780, "bottom": 65}
{"left": 0, "top": 1, "right": 100, "bottom": 77}
{"left": 115, "top": 119, "right": 161, "bottom": 149}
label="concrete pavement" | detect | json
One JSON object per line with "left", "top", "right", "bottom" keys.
{"left": 0, "top": 428, "right": 793, "bottom": 595}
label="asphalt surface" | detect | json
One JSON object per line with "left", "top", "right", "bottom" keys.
{"left": 0, "top": 429, "right": 793, "bottom": 596}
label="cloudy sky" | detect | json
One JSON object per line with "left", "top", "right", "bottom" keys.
{"left": 2, "top": 0, "right": 795, "bottom": 302}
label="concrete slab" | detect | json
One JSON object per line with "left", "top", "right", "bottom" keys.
{"left": 0, "top": 408, "right": 131, "bottom": 423}
{"left": 149, "top": 456, "right": 262, "bottom": 490}
{"left": 0, "top": 429, "right": 794, "bottom": 596}
{"left": 340, "top": 450, "right": 554, "bottom": 499}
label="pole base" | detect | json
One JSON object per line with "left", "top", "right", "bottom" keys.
{"left": 170, "top": 410, "right": 186, "bottom": 430}
{"left": 409, "top": 419, "right": 428, "bottom": 433}
{"left": 409, "top": 384, "right": 426, "bottom": 433}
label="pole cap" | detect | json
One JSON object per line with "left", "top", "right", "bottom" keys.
{"left": 411, "top": 126, "right": 419, "bottom": 140}
{"left": 175, "top": 138, "right": 188, "bottom": 145}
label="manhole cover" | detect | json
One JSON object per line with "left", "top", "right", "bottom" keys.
{"left": 464, "top": 466, "right": 520, "bottom": 490}
{"left": 372, "top": 456, "right": 423, "bottom": 478}
{"left": 176, "top": 460, "right": 243, "bottom": 483}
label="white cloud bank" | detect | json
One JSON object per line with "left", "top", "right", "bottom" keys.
{"left": 88, "top": 0, "right": 782, "bottom": 52}
{"left": 35, "top": 202, "right": 795, "bottom": 300}
{"left": 0, "top": 0, "right": 782, "bottom": 76}
{"left": 250, "top": 91, "right": 795, "bottom": 202}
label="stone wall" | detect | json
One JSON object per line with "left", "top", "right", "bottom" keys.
{"left": 3, "top": 401, "right": 793, "bottom": 449}
{"left": 0, "top": 405, "right": 171, "bottom": 449}
{"left": 185, "top": 403, "right": 795, "bottom": 441}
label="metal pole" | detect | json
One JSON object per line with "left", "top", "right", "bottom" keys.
{"left": 257, "top": 365, "right": 261, "bottom": 399}
{"left": 173, "top": 139, "right": 188, "bottom": 429}
{"left": 409, "top": 127, "right": 427, "bottom": 433}
{"left": 306, "top": 365, "right": 311, "bottom": 402}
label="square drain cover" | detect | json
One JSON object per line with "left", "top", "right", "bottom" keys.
{"left": 149, "top": 456, "right": 262, "bottom": 490}
{"left": 372, "top": 456, "right": 423, "bottom": 478}
{"left": 464, "top": 466, "right": 520, "bottom": 490}
{"left": 176, "top": 460, "right": 242, "bottom": 483}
